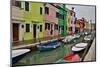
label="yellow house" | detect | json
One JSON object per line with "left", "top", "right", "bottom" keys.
{"left": 21, "top": 2, "right": 44, "bottom": 40}
{"left": 66, "top": 9, "right": 71, "bottom": 34}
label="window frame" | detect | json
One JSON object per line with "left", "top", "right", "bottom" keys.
{"left": 40, "top": 25, "right": 42, "bottom": 32}
{"left": 25, "top": 2, "right": 29, "bottom": 11}
{"left": 26, "top": 24, "right": 30, "bottom": 32}
{"left": 45, "top": 7, "right": 49, "bottom": 14}
{"left": 40, "top": 7, "right": 43, "bottom": 15}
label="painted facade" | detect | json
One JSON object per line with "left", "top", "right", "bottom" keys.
{"left": 12, "top": 1, "right": 93, "bottom": 44}
{"left": 56, "top": 4, "right": 67, "bottom": 37}
{"left": 66, "top": 9, "right": 71, "bottom": 34}
{"left": 84, "top": 21, "right": 90, "bottom": 32}
{"left": 70, "top": 8, "right": 76, "bottom": 34}
{"left": 44, "top": 3, "right": 59, "bottom": 38}
{"left": 21, "top": 2, "right": 44, "bottom": 40}
{"left": 12, "top": 0, "right": 24, "bottom": 42}
{"left": 75, "top": 18, "right": 80, "bottom": 33}
{"left": 86, "top": 20, "right": 95, "bottom": 32}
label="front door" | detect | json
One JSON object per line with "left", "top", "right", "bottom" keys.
{"left": 33, "top": 24, "right": 37, "bottom": 38}
{"left": 13, "top": 23, "right": 19, "bottom": 41}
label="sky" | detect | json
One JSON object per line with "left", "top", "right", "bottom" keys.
{"left": 66, "top": 4, "right": 96, "bottom": 23}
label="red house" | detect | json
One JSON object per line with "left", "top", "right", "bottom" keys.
{"left": 79, "top": 18, "right": 85, "bottom": 32}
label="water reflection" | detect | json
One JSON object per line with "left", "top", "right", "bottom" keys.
{"left": 14, "top": 32, "right": 94, "bottom": 66}
{"left": 14, "top": 43, "right": 72, "bottom": 65}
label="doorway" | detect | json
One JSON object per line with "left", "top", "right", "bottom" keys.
{"left": 13, "top": 23, "right": 19, "bottom": 41}
{"left": 33, "top": 24, "right": 37, "bottom": 38}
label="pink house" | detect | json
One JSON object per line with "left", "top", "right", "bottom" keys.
{"left": 44, "top": 3, "right": 59, "bottom": 38}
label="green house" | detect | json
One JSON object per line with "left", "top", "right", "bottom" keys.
{"left": 58, "top": 4, "right": 67, "bottom": 37}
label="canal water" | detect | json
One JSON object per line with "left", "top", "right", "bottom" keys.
{"left": 14, "top": 32, "right": 94, "bottom": 66}
{"left": 14, "top": 43, "right": 73, "bottom": 65}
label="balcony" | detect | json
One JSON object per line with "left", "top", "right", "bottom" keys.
{"left": 11, "top": 6, "right": 24, "bottom": 22}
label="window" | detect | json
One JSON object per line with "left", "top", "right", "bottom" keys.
{"left": 48, "top": 23, "right": 50, "bottom": 30}
{"left": 40, "top": 25, "right": 42, "bottom": 32}
{"left": 45, "top": 23, "right": 50, "bottom": 30}
{"left": 25, "top": 2, "right": 29, "bottom": 11}
{"left": 54, "top": 24, "right": 58, "bottom": 30}
{"left": 40, "top": 7, "right": 42, "bottom": 15}
{"left": 62, "top": 26, "right": 64, "bottom": 30}
{"left": 56, "top": 12, "right": 59, "bottom": 18}
{"left": 26, "top": 24, "right": 30, "bottom": 32}
{"left": 59, "top": 26, "right": 60, "bottom": 31}
{"left": 45, "top": 7, "right": 49, "bottom": 14}
{"left": 15, "top": 1, "right": 21, "bottom": 8}
{"left": 56, "top": 12, "right": 64, "bottom": 19}
{"left": 45, "top": 23, "right": 48, "bottom": 30}
{"left": 69, "top": 27, "right": 72, "bottom": 31}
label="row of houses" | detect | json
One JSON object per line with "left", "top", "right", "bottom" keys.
{"left": 11, "top": 0, "right": 95, "bottom": 43}
{"left": 12, "top": 0, "right": 68, "bottom": 42}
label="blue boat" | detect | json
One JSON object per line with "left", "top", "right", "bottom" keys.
{"left": 37, "top": 41, "right": 61, "bottom": 52}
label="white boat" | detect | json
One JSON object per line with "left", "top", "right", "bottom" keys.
{"left": 75, "top": 43, "right": 88, "bottom": 48}
{"left": 84, "top": 35, "right": 92, "bottom": 41}
{"left": 72, "top": 43, "right": 88, "bottom": 52}
{"left": 72, "top": 46, "right": 85, "bottom": 52}
{"left": 62, "top": 34, "right": 80, "bottom": 43}
{"left": 12, "top": 49, "right": 30, "bottom": 58}
{"left": 73, "top": 34, "right": 80, "bottom": 39}
{"left": 62, "top": 35, "right": 74, "bottom": 43}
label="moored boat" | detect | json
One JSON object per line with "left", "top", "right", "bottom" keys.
{"left": 71, "top": 43, "right": 88, "bottom": 54}
{"left": 12, "top": 49, "right": 30, "bottom": 64}
{"left": 37, "top": 41, "right": 61, "bottom": 52}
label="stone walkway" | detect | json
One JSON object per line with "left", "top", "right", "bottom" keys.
{"left": 12, "top": 36, "right": 64, "bottom": 49}
{"left": 83, "top": 38, "right": 96, "bottom": 61}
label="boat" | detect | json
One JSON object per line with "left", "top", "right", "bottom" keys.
{"left": 84, "top": 34, "right": 92, "bottom": 41}
{"left": 71, "top": 43, "right": 88, "bottom": 54}
{"left": 64, "top": 54, "right": 80, "bottom": 62}
{"left": 37, "top": 41, "right": 61, "bottom": 52}
{"left": 62, "top": 35, "right": 74, "bottom": 43}
{"left": 12, "top": 49, "right": 30, "bottom": 64}
{"left": 73, "top": 34, "right": 80, "bottom": 39}
{"left": 75, "top": 43, "right": 88, "bottom": 48}
{"left": 62, "top": 34, "right": 80, "bottom": 43}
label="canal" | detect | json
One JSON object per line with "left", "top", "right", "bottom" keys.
{"left": 13, "top": 32, "right": 95, "bottom": 66}
{"left": 14, "top": 43, "right": 73, "bottom": 65}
